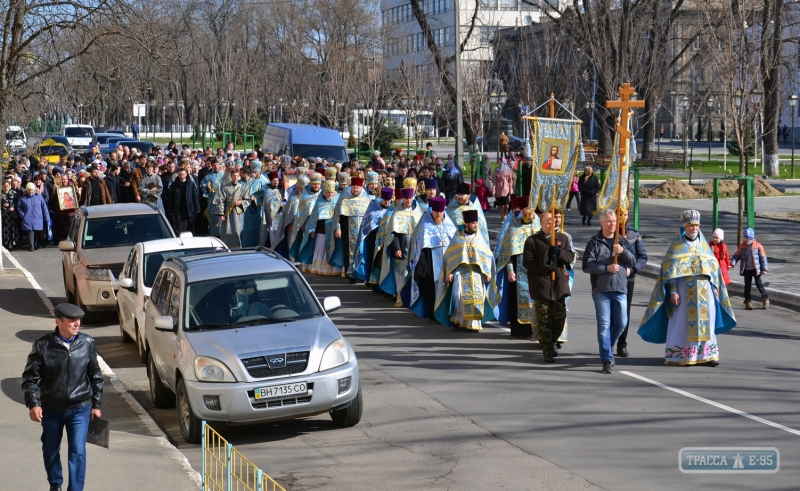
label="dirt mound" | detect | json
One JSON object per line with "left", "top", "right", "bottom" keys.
{"left": 696, "top": 177, "right": 782, "bottom": 197}
{"left": 754, "top": 177, "right": 782, "bottom": 196}
{"left": 647, "top": 179, "right": 701, "bottom": 199}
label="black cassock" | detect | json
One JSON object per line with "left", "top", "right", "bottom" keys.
{"left": 507, "top": 254, "right": 533, "bottom": 338}
{"left": 339, "top": 215, "right": 351, "bottom": 274}
{"left": 413, "top": 248, "right": 437, "bottom": 320}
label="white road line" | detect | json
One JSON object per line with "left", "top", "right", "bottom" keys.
{"left": 2, "top": 247, "right": 202, "bottom": 487}
{"left": 621, "top": 370, "right": 800, "bottom": 438}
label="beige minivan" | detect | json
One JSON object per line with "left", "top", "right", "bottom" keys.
{"left": 60, "top": 203, "right": 175, "bottom": 322}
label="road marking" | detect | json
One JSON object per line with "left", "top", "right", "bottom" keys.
{"left": 621, "top": 371, "right": 800, "bottom": 438}
{"left": 3, "top": 247, "right": 202, "bottom": 487}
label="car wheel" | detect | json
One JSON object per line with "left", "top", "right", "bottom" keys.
{"left": 176, "top": 378, "right": 202, "bottom": 444}
{"left": 330, "top": 385, "right": 363, "bottom": 428}
{"left": 118, "top": 308, "right": 133, "bottom": 343}
{"left": 136, "top": 323, "right": 147, "bottom": 364}
{"left": 148, "top": 355, "right": 175, "bottom": 409}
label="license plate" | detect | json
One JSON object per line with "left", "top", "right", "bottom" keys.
{"left": 253, "top": 382, "right": 308, "bottom": 400}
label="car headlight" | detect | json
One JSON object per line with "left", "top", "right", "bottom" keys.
{"left": 319, "top": 338, "right": 350, "bottom": 372}
{"left": 194, "top": 356, "right": 236, "bottom": 382}
{"left": 86, "top": 267, "right": 111, "bottom": 280}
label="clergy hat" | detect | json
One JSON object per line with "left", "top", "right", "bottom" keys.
{"left": 338, "top": 173, "right": 351, "bottom": 185}
{"left": 351, "top": 177, "right": 364, "bottom": 187}
{"left": 399, "top": 188, "right": 415, "bottom": 199}
{"left": 325, "top": 167, "right": 338, "bottom": 180}
{"left": 430, "top": 196, "right": 447, "bottom": 213}
{"left": 297, "top": 175, "right": 310, "bottom": 187}
{"left": 384, "top": 177, "right": 395, "bottom": 189}
{"left": 54, "top": 303, "right": 85, "bottom": 319}
{"left": 268, "top": 171, "right": 280, "bottom": 180}
{"left": 251, "top": 161, "right": 262, "bottom": 172}
{"left": 462, "top": 209, "right": 479, "bottom": 223}
{"left": 324, "top": 180, "right": 337, "bottom": 192}
{"left": 456, "top": 182, "right": 471, "bottom": 195}
{"left": 381, "top": 187, "right": 394, "bottom": 200}
{"left": 424, "top": 178, "right": 439, "bottom": 190}
{"left": 681, "top": 209, "right": 700, "bottom": 226}
{"left": 309, "top": 172, "right": 323, "bottom": 184}
{"left": 366, "top": 171, "right": 379, "bottom": 184}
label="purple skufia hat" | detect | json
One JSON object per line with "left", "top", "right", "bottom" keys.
{"left": 399, "top": 188, "right": 415, "bottom": 199}
{"left": 424, "top": 178, "right": 439, "bottom": 190}
{"left": 430, "top": 196, "right": 447, "bottom": 212}
{"left": 462, "top": 209, "right": 479, "bottom": 223}
{"left": 381, "top": 187, "right": 394, "bottom": 201}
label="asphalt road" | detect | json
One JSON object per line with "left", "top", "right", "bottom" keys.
{"left": 10, "top": 245, "right": 800, "bottom": 490}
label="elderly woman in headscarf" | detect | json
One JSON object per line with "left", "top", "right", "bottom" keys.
{"left": 441, "top": 157, "right": 463, "bottom": 203}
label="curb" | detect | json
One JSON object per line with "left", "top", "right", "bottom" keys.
{"left": 486, "top": 230, "right": 800, "bottom": 312}
{"left": 1, "top": 247, "right": 203, "bottom": 488}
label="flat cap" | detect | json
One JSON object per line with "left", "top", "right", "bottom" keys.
{"left": 54, "top": 303, "right": 85, "bottom": 319}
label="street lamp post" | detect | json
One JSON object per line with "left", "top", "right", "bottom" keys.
{"left": 790, "top": 94, "right": 798, "bottom": 178}
{"left": 401, "top": 98, "right": 414, "bottom": 151}
{"left": 577, "top": 48, "right": 597, "bottom": 142}
{"left": 682, "top": 96, "right": 690, "bottom": 171}
{"left": 355, "top": 102, "right": 364, "bottom": 156}
{"left": 707, "top": 96, "right": 714, "bottom": 162}
{"left": 178, "top": 100, "right": 185, "bottom": 145}
{"left": 734, "top": 89, "right": 748, "bottom": 176}
{"left": 169, "top": 96, "right": 174, "bottom": 142}
{"left": 489, "top": 91, "right": 508, "bottom": 167}
{"left": 330, "top": 99, "right": 335, "bottom": 130}
{"left": 162, "top": 104, "right": 166, "bottom": 134}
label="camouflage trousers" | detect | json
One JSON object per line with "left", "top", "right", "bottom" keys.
{"left": 534, "top": 299, "right": 567, "bottom": 358}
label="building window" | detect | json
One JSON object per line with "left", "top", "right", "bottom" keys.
{"left": 499, "top": 0, "right": 517, "bottom": 10}
{"left": 479, "top": 26, "right": 497, "bottom": 46}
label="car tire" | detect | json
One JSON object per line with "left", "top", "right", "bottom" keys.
{"left": 136, "top": 323, "right": 147, "bottom": 364}
{"left": 330, "top": 385, "right": 363, "bottom": 428}
{"left": 176, "top": 378, "right": 202, "bottom": 444}
{"left": 148, "top": 355, "right": 175, "bottom": 409}
{"left": 118, "top": 308, "right": 133, "bottom": 343}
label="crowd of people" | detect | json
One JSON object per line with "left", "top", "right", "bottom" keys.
{"left": 2, "top": 138, "right": 750, "bottom": 373}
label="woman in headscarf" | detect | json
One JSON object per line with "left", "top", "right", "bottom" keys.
{"left": 578, "top": 165, "right": 601, "bottom": 226}
{"left": 17, "top": 182, "right": 50, "bottom": 251}
{"left": 441, "top": 158, "right": 463, "bottom": 203}
{"left": 1, "top": 179, "right": 20, "bottom": 249}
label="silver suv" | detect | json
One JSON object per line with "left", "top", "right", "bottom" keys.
{"left": 143, "top": 249, "right": 362, "bottom": 443}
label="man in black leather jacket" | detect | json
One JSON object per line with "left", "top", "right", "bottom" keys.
{"left": 22, "top": 303, "right": 103, "bottom": 491}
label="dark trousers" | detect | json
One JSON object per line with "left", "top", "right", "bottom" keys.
{"left": 617, "top": 279, "right": 635, "bottom": 349}
{"left": 172, "top": 215, "right": 194, "bottom": 235}
{"left": 535, "top": 299, "right": 567, "bottom": 358}
{"left": 566, "top": 191, "right": 580, "bottom": 209}
{"left": 41, "top": 404, "right": 91, "bottom": 491}
{"left": 743, "top": 270, "right": 768, "bottom": 301}
{"left": 25, "top": 230, "right": 44, "bottom": 250}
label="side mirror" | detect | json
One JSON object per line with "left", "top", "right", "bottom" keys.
{"left": 58, "top": 240, "right": 76, "bottom": 252}
{"left": 179, "top": 231, "right": 193, "bottom": 238}
{"left": 154, "top": 315, "right": 175, "bottom": 332}
{"left": 322, "top": 296, "right": 341, "bottom": 314}
{"left": 119, "top": 278, "right": 134, "bottom": 290}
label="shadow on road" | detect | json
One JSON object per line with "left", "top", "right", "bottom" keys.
{"left": 1, "top": 378, "right": 26, "bottom": 406}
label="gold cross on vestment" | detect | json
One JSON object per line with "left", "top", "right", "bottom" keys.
{"left": 605, "top": 83, "right": 645, "bottom": 158}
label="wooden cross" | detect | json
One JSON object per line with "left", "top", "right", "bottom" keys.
{"left": 605, "top": 83, "right": 645, "bottom": 157}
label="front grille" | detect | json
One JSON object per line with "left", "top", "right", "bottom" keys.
{"left": 241, "top": 351, "right": 310, "bottom": 379}
{"left": 251, "top": 395, "right": 312, "bottom": 409}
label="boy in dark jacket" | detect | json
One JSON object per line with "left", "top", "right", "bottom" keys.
{"left": 731, "top": 227, "right": 769, "bottom": 310}
{"left": 523, "top": 210, "right": 575, "bottom": 363}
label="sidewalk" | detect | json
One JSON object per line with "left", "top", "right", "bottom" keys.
{"left": 0, "top": 266, "right": 200, "bottom": 491}
{"left": 483, "top": 195, "right": 800, "bottom": 309}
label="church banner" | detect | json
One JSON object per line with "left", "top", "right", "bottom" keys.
{"left": 528, "top": 118, "right": 583, "bottom": 211}
{"left": 596, "top": 124, "right": 635, "bottom": 212}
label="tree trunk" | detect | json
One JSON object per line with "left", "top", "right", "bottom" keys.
{"left": 761, "top": 0, "right": 783, "bottom": 177}
{"left": 641, "top": 95, "right": 656, "bottom": 158}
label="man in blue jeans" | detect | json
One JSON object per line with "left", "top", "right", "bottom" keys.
{"left": 22, "top": 303, "right": 104, "bottom": 491}
{"left": 582, "top": 209, "right": 636, "bottom": 374}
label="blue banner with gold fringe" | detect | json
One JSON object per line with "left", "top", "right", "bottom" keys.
{"left": 528, "top": 118, "right": 583, "bottom": 211}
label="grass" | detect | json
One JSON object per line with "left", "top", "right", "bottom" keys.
{"left": 633, "top": 159, "right": 800, "bottom": 180}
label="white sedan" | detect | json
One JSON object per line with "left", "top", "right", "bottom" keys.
{"left": 116, "top": 236, "right": 228, "bottom": 363}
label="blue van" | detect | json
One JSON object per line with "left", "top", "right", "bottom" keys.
{"left": 261, "top": 123, "right": 348, "bottom": 162}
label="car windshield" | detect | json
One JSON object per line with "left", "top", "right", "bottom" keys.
{"left": 184, "top": 272, "right": 323, "bottom": 330}
{"left": 95, "top": 135, "right": 117, "bottom": 144}
{"left": 35, "top": 145, "right": 69, "bottom": 156}
{"left": 65, "top": 127, "right": 93, "bottom": 137}
{"left": 142, "top": 248, "right": 220, "bottom": 288}
{"left": 292, "top": 144, "right": 348, "bottom": 163}
{"left": 82, "top": 215, "right": 172, "bottom": 249}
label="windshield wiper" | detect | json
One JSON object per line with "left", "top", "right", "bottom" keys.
{"left": 191, "top": 322, "right": 236, "bottom": 331}
{"left": 234, "top": 316, "right": 288, "bottom": 326}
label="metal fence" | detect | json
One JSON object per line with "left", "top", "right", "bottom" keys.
{"left": 202, "top": 421, "right": 286, "bottom": 491}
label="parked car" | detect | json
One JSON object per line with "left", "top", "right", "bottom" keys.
{"left": 5, "top": 125, "right": 28, "bottom": 155}
{"left": 30, "top": 138, "right": 71, "bottom": 165}
{"left": 39, "top": 135, "right": 74, "bottom": 154}
{"left": 117, "top": 236, "right": 228, "bottom": 363}
{"left": 60, "top": 124, "right": 96, "bottom": 151}
{"left": 60, "top": 203, "right": 175, "bottom": 322}
{"left": 144, "top": 248, "right": 362, "bottom": 443}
